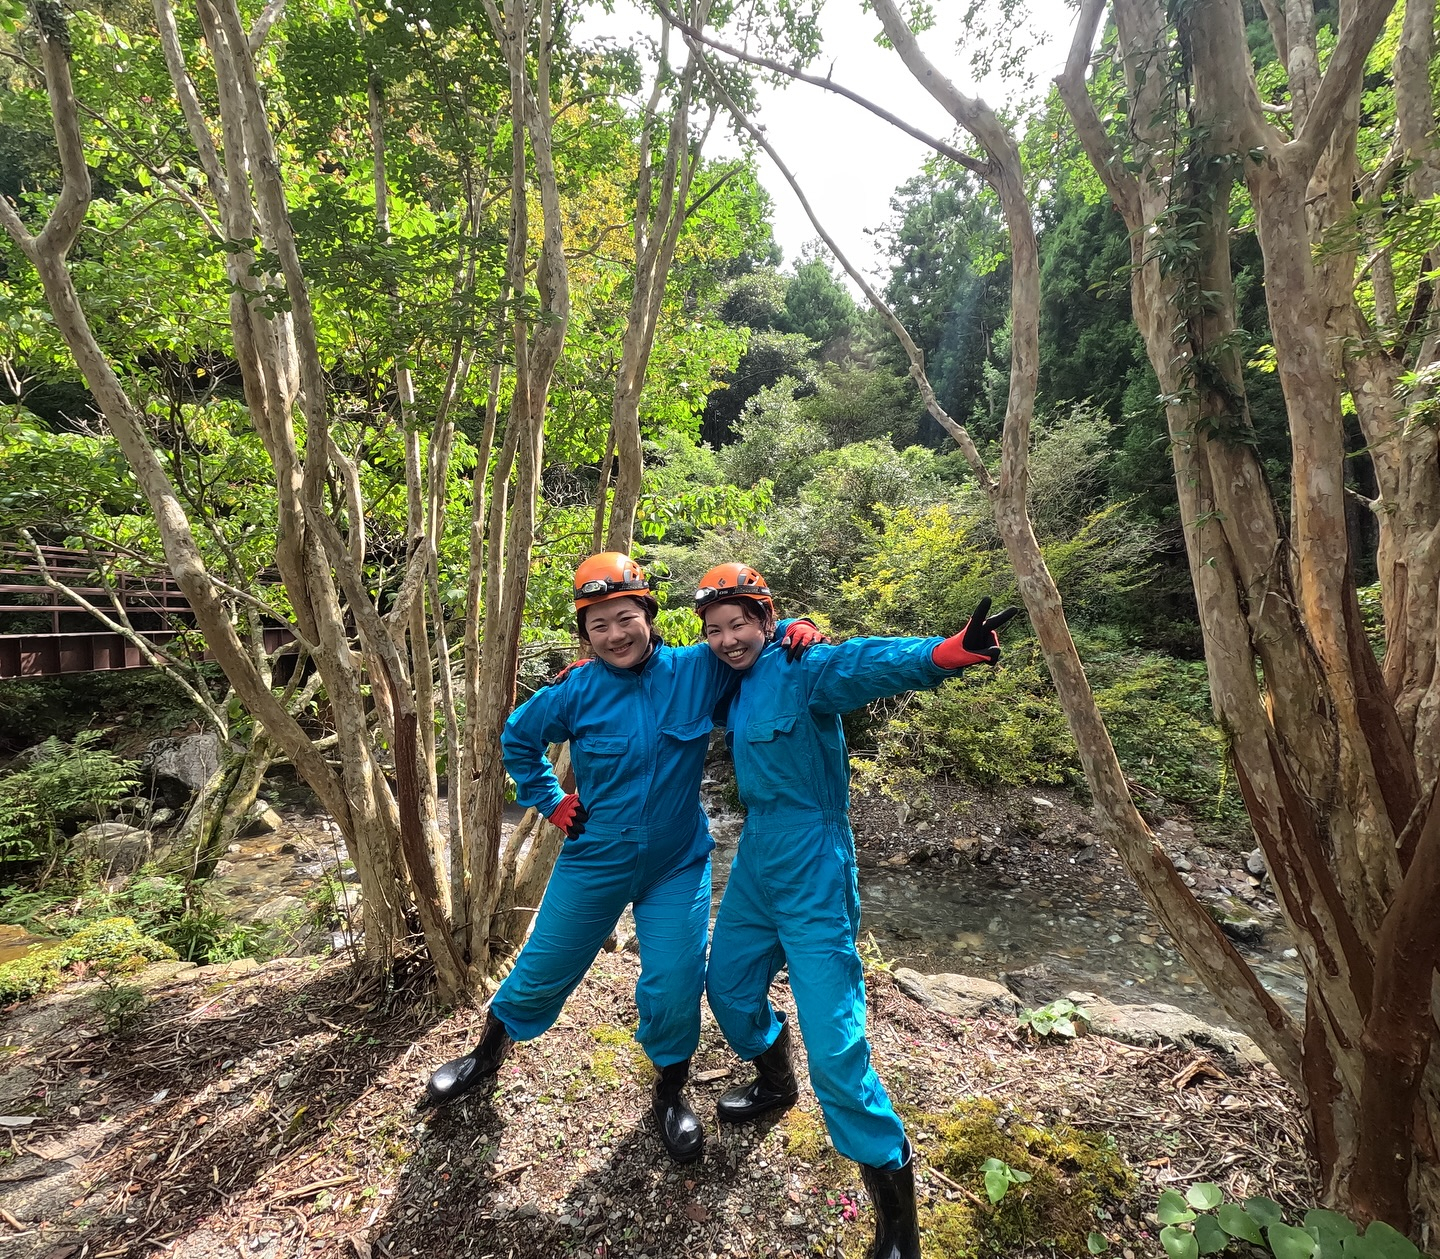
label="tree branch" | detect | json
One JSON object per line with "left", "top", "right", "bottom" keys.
{"left": 651, "top": 0, "right": 991, "bottom": 179}
{"left": 683, "top": 38, "right": 994, "bottom": 491}
{"left": 247, "top": 0, "right": 286, "bottom": 52}
{"left": 30, "top": 1, "right": 91, "bottom": 260}
{"left": 1056, "top": 0, "right": 1143, "bottom": 229}
{"left": 152, "top": 0, "right": 226, "bottom": 195}
{"left": 1289, "top": 0, "right": 1397, "bottom": 173}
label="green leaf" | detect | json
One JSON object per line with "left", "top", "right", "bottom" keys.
{"left": 1159, "top": 1190, "right": 1199, "bottom": 1226}
{"left": 1010, "top": 1168, "right": 1032, "bottom": 1184}
{"left": 1187, "top": 1183, "right": 1224, "bottom": 1211}
{"left": 984, "top": 1168, "right": 1009, "bottom": 1204}
{"left": 1218, "top": 1204, "right": 1263, "bottom": 1244}
{"left": 1246, "top": 1198, "right": 1286, "bottom": 1228}
{"left": 1161, "top": 1225, "right": 1200, "bottom": 1259}
{"left": 1087, "top": 1232, "right": 1110, "bottom": 1254}
{"left": 1269, "top": 1222, "right": 1318, "bottom": 1259}
{"left": 1306, "top": 1208, "right": 1358, "bottom": 1258}
{"left": 1194, "top": 1214, "right": 1229, "bottom": 1255}
{"left": 1341, "top": 1222, "right": 1420, "bottom": 1259}
{"left": 981, "top": 1158, "right": 1007, "bottom": 1173}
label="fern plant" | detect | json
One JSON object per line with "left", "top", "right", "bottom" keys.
{"left": 0, "top": 732, "right": 137, "bottom": 864}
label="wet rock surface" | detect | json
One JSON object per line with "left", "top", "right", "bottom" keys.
{"left": 842, "top": 782, "right": 1302, "bottom": 1022}
{"left": 892, "top": 969, "right": 1020, "bottom": 1019}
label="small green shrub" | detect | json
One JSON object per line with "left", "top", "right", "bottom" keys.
{"left": 93, "top": 975, "right": 147, "bottom": 1035}
{"left": 56, "top": 916, "right": 177, "bottom": 974}
{"left": 981, "top": 1157, "right": 1032, "bottom": 1204}
{"left": 6, "top": 872, "right": 262, "bottom": 965}
{"left": 856, "top": 642, "right": 1079, "bottom": 796}
{"left": 0, "top": 732, "right": 137, "bottom": 863}
{"left": 855, "top": 634, "right": 1246, "bottom": 832}
{"left": 0, "top": 946, "right": 63, "bottom": 1003}
{"left": 1017, "top": 999, "right": 1091, "bottom": 1040}
{"left": 1154, "top": 1183, "right": 1420, "bottom": 1259}
{"left": 1084, "top": 646, "right": 1247, "bottom": 829}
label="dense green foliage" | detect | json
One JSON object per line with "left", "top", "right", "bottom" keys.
{"left": 0, "top": 915, "right": 176, "bottom": 1005}
{"left": 7, "top": 0, "right": 1405, "bottom": 868}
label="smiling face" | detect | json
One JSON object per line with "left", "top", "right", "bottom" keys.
{"left": 702, "top": 600, "right": 771, "bottom": 672}
{"left": 580, "top": 597, "right": 654, "bottom": 669}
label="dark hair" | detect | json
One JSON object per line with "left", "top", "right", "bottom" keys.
{"left": 577, "top": 593, "right": 660, "bottom": 643}
{"left": 700, "top": 596, "right": 776, "bottom": 638}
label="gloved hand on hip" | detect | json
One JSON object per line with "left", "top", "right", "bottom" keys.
{"left": 932, "top": 597, "right": 1021, "bottom": 669}
{"left": 548, "top": 792, "right": 588, "bottom": 841}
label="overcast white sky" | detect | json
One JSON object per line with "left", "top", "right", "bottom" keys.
{"left": 577, "top": 0, "right": 1081, "bottom": 284}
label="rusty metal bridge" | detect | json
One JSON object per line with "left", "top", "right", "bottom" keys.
{"left": 0, "top": 545, "right": 286, "bottom": 680}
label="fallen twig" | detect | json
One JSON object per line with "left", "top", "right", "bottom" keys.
{"left": 271, "top": 1174, "right": 359, "bottom": 1202}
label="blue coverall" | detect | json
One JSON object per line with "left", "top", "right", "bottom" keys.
{"left": 494, "top": 628, "right": 794, "bottom": 1067}
{"left": 706, "top": 635, "right": 960, "bottom": 1169}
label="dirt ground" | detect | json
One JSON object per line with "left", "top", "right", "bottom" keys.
{"left": 0, "top": 947, "right": 1312, "bottom": 1259}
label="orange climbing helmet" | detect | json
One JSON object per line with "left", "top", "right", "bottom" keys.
{"left": 694, "top": 563, "right": 774, "bottom": 616}
{"left": 573, "top": 552, "right": 652, "bottom": 610}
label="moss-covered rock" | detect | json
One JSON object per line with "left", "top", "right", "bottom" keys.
{"left": 0, "top": 916, "right": 176, "bottom": 1006}
{"left": 898, "top": 1098, "right": 1132, "bottom": 1258}
{"left": 0, "top": 946, "right": 64, "bottom": 1004}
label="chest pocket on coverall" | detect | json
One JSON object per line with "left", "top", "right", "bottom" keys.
{"left": 740, "top": 711, "right": 810, "bottom": 807}
{"left": 660, "top": 715, "right": 714, "bottom": 745}
{"left": 574, "top": 735, "right": 627, "bottom": 796}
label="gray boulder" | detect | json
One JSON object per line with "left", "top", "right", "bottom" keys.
{"left": 144, "top": 731, "right": 221, "bottom": 796}
{"left": 894, "top": 969, "right": 1021, "bottom": 1020}
{"left": 250, "top": 894, "right": 306, "bottom": 923}
{"left": 237, "top": 800, "right": 283, "bottom": 838}
{"left": 1063, "top": 991, "right": 1267, "bottom": 1070}
{"left": 72, "top": 821, "right": 151, "bottom": 873}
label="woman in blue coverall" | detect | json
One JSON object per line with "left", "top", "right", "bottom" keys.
{"left": 422, "top": 552, "right": 821, "bottom": 1164}
{"left": 693, "top": 562, "right": 1015, "bottom": 1259}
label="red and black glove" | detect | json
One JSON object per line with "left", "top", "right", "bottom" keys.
{"left": 932, "top": 597, "right": 1021, "bottom": 669}
{"left": 779, "top": 618, "right": 826, "bottom": 662}
{"left": 547, "top": 792, "right": 588, "bottom": 841}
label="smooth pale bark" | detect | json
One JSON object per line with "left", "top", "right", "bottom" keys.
{"left": 603, "top": 8, "right": 712, "bottom": 552}
{"left": 1059, "top": 0, "right": 1440, "bottom": 1229}
{"left": 10, "top": 0, "right": 570, "bottom": 1004}
{"left": 463, "top": 0, "right": 573, "bottom": 980}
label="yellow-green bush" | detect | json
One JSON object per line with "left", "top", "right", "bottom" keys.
{"left": 0, "top": 916, "right": 175, "bottom": 1005}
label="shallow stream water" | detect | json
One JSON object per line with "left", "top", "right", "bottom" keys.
{"left": 175, "top": 790, "right": 1306, "bottom": 1032}
{"left": 704, "top": 806, "right": 1305, "bottom": 1026}
{"left": 0, "top": 923, "right": 55, "bottom": 966}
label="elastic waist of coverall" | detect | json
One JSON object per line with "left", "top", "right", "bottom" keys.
{"left": 739, "top": 804, "right": 850, "bottom": 827}
{"left": 580, "top": 804, "right": 707, "bottom": 842}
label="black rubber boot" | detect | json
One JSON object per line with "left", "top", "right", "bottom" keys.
{"left": 860, "top": 1140, "right": 921, "bottom": 1259}
{"left": 652, "top": 1059, "right": 705, "bottom": 1163}
{"left": 422, "top": 1010, "right": 513, "bottom": 1109}
{"left": 716, "top": 1013, "right": 800, "bottom": 1124}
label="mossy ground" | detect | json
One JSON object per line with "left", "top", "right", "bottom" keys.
{"left": 907, "top": 1098, "right": 1132, "bottom": 1258}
